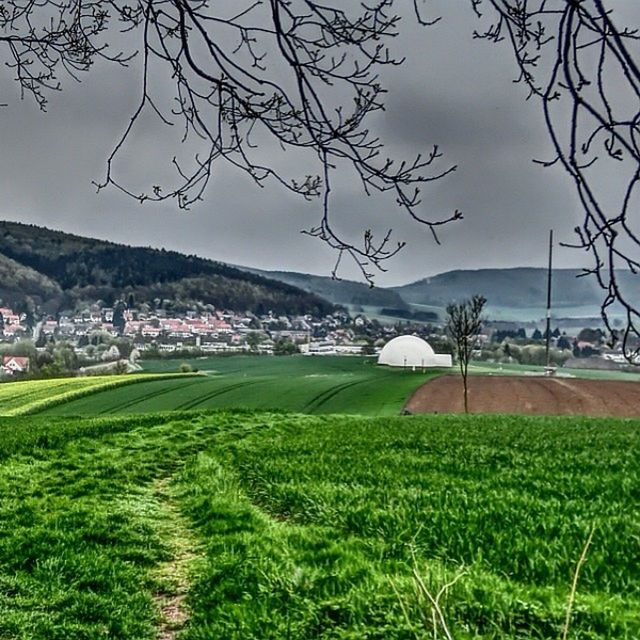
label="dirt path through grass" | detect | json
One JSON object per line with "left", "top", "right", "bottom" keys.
{"left": 0, "top": 412, "right": 242, "bottom": 638}
{"left": 152, "top": 477, "right": 201, "bottom": 640}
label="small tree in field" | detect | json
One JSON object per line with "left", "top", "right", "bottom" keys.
{"left": 446, "top": 295, "right": 486, "bottom": 414}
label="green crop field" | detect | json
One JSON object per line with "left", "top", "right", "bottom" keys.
{"left": 36, "top": 356, "right": 440, "bottom": 416}
{"left": 141, "top": 353, "right": 397, "bottom": 375}
{"left": 2, "top": 356, "right": 638, "bottom": 637}
{"left": 0, "top": 410, "right": 637, "bottom": 638}
{"left": 469, "top": 361, "right": 640, "bottom": 381}
{"left": 0, "top": 373, "right": 189, "bottom": 416}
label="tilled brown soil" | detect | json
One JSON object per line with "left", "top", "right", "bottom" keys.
{"left": 404, "top": 375, "right": 640, "bottom": 417}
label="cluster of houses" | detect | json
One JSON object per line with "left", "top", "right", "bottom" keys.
{"left": 0, "top": 304, "right": 398, "bottom": 366}
{"left": 1, "top": 302, "right": 637, "bottom": 377}
{"left": 0, "top": 307, "right": 26, "bottom": 340}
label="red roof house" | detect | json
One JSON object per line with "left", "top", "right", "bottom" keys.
{"left": 1, "top": 356, "right": 30, "bottom": 376}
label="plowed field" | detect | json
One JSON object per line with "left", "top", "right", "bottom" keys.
{"left": 405, "top": 374, "right": 640, "bottom": 417}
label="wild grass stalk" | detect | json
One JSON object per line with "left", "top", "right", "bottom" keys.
{"left": 561, "top": 525, "right": 596, "bottom": 640}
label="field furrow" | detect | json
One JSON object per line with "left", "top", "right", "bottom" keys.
{"left": 95, "top": 377, "right": 209, "bottom": 414}
{"left": 302, "top": 376, "right": 374, "bottom": 412}
{"left": 30, "top": 356, "right": 440, "bottom": 416}
{"left": 173, "top": 379, "right": 259, "bottom": 410}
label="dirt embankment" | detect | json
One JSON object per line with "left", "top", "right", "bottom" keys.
{"left": 405, "top": 375, "right": 640, "bottom": 417}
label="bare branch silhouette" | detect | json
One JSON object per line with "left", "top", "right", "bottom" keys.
{"left": 0, "top": 1, "right": 461, "bottom": 283}
{"left": 469, "top": 0, "right": 640, "bottom": 360}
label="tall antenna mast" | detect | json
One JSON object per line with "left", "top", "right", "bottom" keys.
{"left": 545, "top": 229, "right": 554, "bottom": 370}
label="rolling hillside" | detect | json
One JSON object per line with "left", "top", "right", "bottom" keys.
{"left": 393, "top": 267, "right": 638, "bottom": 309}
{"left": 237, "top": 267, "right": 408, "bottom": 309}
{"left": 238, "top": 266, "right": 635, "bottom": 323}
{"left": 0, "top": 221, "right": 335, "bottom": 315}
{"left": 2, "top": 220, "right": 635, "bottom": 323}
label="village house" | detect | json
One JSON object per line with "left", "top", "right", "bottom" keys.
{"left": 0, "top": 307, "right": 21, "bottom": 326}
{"left": 2, "top": 324, "right": 27, "bottom": 341}
{"left": 1, "top": 355, "right": 30, "bottom": 376}
{"left": 41, "top": 320, "right": 59, "bottom": 336}
{"left": 57, "top": 316, "right": 76, "bottom": 337}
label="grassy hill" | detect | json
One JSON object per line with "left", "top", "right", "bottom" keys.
{"left": 26, "top": 356, "right": 439, "bottom": 417}
{"left": 0, "top": 408, "right": 637, "bottom": 638}
{"left": 0, "top": 221, "right": 335, "bottom": 315}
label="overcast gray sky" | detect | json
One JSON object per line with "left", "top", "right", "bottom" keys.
{"left": 0, "top": 1, "right": 636, "bottom": 287}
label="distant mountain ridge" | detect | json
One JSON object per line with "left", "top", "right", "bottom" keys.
{"left": 2, "top": 220, "right": 635, "bottom": 320}
{"left": 0, "top": 221, "right": 335, "bottom": 316}
{"left": 393, "top": 267, "right": 639, "bottom": 312}
{"left": 239, "top": 267, "right": 408, "bottom": 309}
{"left": 393, "top": 268, "right": 606, "bottom": 308}
{"left": 239, "top": 266, "right": 638, "bottom": 320}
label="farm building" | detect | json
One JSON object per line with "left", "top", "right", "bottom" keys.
{"left": 377, "top": 335, "right": 452, "bottom": 368}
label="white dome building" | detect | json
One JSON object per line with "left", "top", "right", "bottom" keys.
{"left": 377, "top": 335, "right": 452, "bottom": 369}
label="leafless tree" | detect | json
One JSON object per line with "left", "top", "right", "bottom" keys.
{"left": 0, "top": 0, "right": 461, "bottom": 283}
{"left": 467, "top": 0, "right": 640, "bottom": 360}
{"left": 446, "top": 294, "right": 486, "bottom": 414}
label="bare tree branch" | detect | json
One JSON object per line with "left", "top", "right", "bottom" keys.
{"left": 0, "top": 1, "right": 461, "bottom": 284}
{"left": 469, "top": 0, "right": 640, "bottom": 361}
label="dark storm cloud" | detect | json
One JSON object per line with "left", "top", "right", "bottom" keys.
{"left": 0, "top": 2, "right": 636, "bottom": 286}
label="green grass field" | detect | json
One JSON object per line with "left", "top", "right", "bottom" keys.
{"left": 1, "top": 356, "right": 638, "bottom": 637}
{"left": 0, "top": 373, "right": 190, "bottom": 416}
{"left": 0, "top": 410, "right": 637, "bottom": 638}
{"left": 36, "top": 356, "right": 440, "bottom": 416}
{"left": 469, "top": 360, "right": 640, "bottom": 381}
{"left": 8, "top": 356, "right": 637, "bottom": 419}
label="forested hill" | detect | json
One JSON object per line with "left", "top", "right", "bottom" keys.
{"left": 392, "top": 268, "right": 640, "bottom": 309}
{"left": 238, "top": 267, "right": 408, "bottom": 309}
{"left": 246, "top": 265, "right": 640, "bottom": 319}
{"left": 0, "top": 221, "right": 334, "bottom": 316}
